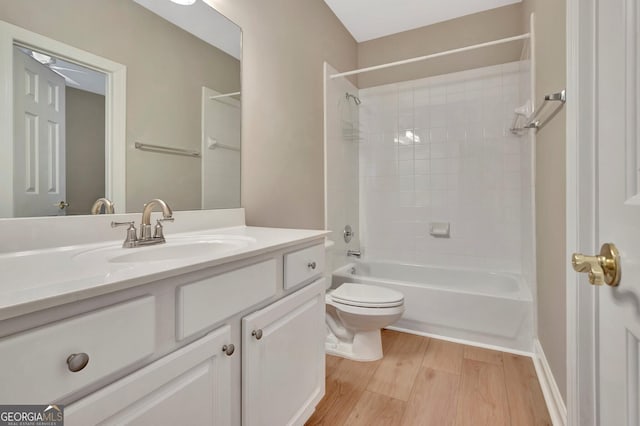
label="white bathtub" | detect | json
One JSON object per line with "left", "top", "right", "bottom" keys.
{"left": 332, "top": 262, "right": 534, "bottom": 352}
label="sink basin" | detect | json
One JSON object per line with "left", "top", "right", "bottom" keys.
{"left": 74, "top": 235, "right": 255, "bottom": 264}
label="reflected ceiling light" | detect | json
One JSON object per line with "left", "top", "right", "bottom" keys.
{"left": 170, "top": 0, "right": 197, "bottom": 5}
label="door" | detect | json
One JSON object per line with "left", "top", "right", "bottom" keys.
{"left": 13, "top": 47, "right": 67, "bottom": 217}
{"left": 201, "top": 87, "right": 240, "bottom": 209}
{"left": 573, "top": 1, "right": 640, "bottom": 424}
{"left": 65, "top": 325, "right": 233, "bottom": 426}
{"left": 242, "top": 279, "right": 325, "bottom": 426}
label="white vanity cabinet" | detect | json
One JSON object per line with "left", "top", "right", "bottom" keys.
{"left": 0, "top": 238, "right": 327, "bottom": 426}
{"left": 242, "top": 278, "right": 325, "bottom": 426}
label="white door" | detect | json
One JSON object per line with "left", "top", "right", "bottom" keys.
{"left": 13, "top": 47, "right": 66, "bottom": 217}
{"left": 242, "top": 279, "right": 325, "bottom": 426}
{"left": 65, "top": 325, "right": 233, "bottom": 426}
{"left": 575, "top": 1, "right": 640, "bottom": 424}
{"left": 201, "top": 87, "right": 241, "bottom": 209}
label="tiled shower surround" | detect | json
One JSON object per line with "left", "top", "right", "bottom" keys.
{"left": 358, "top": 61, "right": 532, "bottom": 272}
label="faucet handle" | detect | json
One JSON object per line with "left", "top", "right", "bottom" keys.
{"left": 153, "top": 218, "right": 172, "bottom": 240}
{"left": 154, "top": 217, "right": 174, "bottom": 239}
{"left": 111, "top": 221, "right": 138, "bottom": 248}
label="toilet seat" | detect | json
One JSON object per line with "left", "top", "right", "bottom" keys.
{"left": 330, "top": 283, "right": 404, "bottom": 308}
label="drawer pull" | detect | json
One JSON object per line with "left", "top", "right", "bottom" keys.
{"left": 222, "top": 344, "right": 235, "bottom": 356}
{"left": 307, "top": 261, "right": 317, "bottom": 270}
{"left": 252, "top": 329, "right": 263, "bottom": 340}
{"left": 66, "top": 353, "right": 90, "bottom": 372}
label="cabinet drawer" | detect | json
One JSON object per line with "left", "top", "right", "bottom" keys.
{"left": 177, "top": 259, "right": 277, "bottom": 340}
{"left": 0, "top": 296, "right": 155, "bottom": 404}
{"left": 284, "top": 244, "right": 324, "bottom": 289}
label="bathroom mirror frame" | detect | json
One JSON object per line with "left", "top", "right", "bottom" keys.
{"left": 0, "top": 20, "right": 127, "bottom": 217}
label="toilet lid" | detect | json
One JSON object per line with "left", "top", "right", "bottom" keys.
{"left": 331, "top": 283, "right": 404, "bottom": 308}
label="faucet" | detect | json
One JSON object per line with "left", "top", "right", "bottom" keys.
{"left": 347, "top": 249, "right": 361, "bottom": 258}
{"left": 140, "top": 199, "right": 174, "bottom": 241}
{"left": 111, "top": 199, "right": 174, "bottom": 248}
{"left": 90, "top": 198, "right": 115, "bottom": 214}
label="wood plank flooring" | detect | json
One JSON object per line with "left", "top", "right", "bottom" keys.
{"left": 306, "top": 330, "right": 551, "bottom": 426}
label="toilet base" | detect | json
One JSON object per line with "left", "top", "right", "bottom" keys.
{"left": 325, "top": 329, "right": 383, "bottom": 361}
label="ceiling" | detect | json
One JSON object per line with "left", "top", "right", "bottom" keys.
{"left": 323, "top": 0, "right": 521, "bottom": 42}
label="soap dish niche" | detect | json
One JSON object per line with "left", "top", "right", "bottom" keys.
{"left": 429, "top": 222, "right": 450, "bottom": 238}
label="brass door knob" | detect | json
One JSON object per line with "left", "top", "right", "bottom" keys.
{"left": 571, "top": 243, "right": 621, "bottom": 286}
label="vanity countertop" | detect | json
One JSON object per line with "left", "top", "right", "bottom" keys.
{"left": 0, "top": 226, "right": 328, "bottom": 321}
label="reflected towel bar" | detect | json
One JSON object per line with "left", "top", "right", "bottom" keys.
{"left": 134, "top": 142, "right": 201, "bottom": 158}
{"left": 207, "top": 140, "right": 240, "bottom": 152}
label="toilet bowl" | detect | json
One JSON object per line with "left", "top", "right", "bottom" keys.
{"left": 325, "top": 282, "right": 404, "bottom": 361}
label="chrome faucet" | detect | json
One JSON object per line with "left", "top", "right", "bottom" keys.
{"left": 347, "top": 249, "right": 361, "bottom": 258}
{"left": 90, "top": 198, "right": 115, "bottom": 214}
{"left": 111, "top": 199, "right": 174, "bottom": 248}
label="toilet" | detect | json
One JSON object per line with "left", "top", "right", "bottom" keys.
{"left": 325, "top": 282, "right": 404, "bottom": 361}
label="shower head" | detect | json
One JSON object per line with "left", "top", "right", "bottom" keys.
{"left": 345, "top": 92, "right": 361, "bottom": 106}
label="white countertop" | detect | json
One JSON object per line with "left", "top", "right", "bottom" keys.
{"left": 0, "top": 225, "right": 328, "bottom": 321}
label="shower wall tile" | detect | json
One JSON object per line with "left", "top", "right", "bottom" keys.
{"left": 358, "top": 61, "right": 532, "bottom": 273}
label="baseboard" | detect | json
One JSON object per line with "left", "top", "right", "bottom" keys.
{"left": 532, "top": 339, "right": 567, "bottom": 426}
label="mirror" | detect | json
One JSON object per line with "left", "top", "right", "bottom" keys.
{"left": 0, "top": 0, "right": 241, "bottom": 218}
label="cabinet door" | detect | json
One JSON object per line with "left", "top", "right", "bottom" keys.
{"left": 242, "top": 279, "right": 325, "bottom": 426}
{"left": 66, "top": 325, "right": 234, "bottom": 426}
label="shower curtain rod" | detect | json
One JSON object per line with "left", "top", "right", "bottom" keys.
{"left": 329, "top": 33, "right": 531, "bottom": 79}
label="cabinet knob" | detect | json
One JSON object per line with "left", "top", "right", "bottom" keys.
{"left": 307, "top": 261, "right": 317, "bottom": 270}
{"left": 222, "top": 344, "right": 235, "bottom": 356}
{"left": 66, "top": 353, "right": 90, "bottom": 372}
{"left": 252, "top": 329, "right": 263, "bottom": 340}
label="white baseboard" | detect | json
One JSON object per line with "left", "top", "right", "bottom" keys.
{"left": 532, "top": 339, "right": 567, "bottom": 426}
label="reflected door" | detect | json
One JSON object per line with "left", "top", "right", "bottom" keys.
{"left": 13, "top": 48, "right": 66, "bottom": 217}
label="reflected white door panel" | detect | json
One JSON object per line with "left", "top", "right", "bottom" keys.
{"left": 13, "top": 47, "right": 66, "bottom": 217}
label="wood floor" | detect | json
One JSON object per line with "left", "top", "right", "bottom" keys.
{"left": 306, "top": 330, "right": 551, "bottom": 426}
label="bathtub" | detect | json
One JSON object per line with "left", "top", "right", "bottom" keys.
{"left": 332, "top": 262, "right": 534, "bottom": 352}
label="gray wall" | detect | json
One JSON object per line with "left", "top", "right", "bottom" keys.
{"left": 523, "top": 0, "right": 567, "bottom": 401}
{"left": 66, "top": 87, "right": 105, "bottom": 215}
{"left": 357, "top": 4, "right": 525, "bottom": 88}
{"left": 210, "top": 0, "right": 358, "bottom": 228}
{"left": 0, "top": 0, "right": 241, "bottom": 212}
